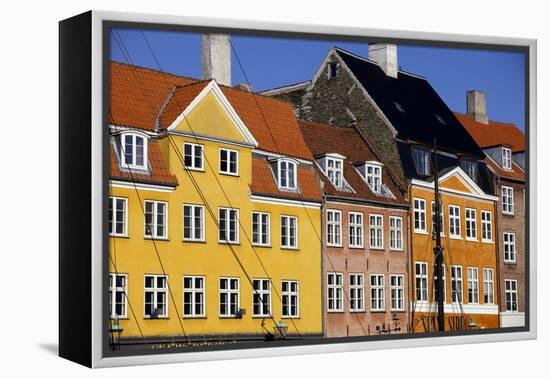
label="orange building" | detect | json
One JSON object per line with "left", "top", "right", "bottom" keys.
{"left": 410, "top": 167, "right": 499, "bottom": 332}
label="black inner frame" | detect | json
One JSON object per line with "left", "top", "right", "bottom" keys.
{"left": 101, "top": 19, "right": 530, "bottom": 359}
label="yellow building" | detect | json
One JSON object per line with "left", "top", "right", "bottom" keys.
{"left": 410, "top": 167, "right": 500, "bottom": 332}
{"left": 108, "top": 63, "right": 323, "bottom": 345}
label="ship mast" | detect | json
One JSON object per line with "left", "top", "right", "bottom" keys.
{"left": 433, "top": 138, "right": 445, "bottom": 332}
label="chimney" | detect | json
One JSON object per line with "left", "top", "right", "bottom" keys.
{"left": 368, "top": 43, "right": 398, "bottom": 78}
{"left": 201, "top": 34, "right": 231, "bottom": 86}
{"left": 467, "top": 90, "right": 488, "bottom": 124}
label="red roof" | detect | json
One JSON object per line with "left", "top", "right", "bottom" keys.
{"left": 484, "top": 156, "right": 525, "bottom": 182}
{"left": 454, "top": 112, "right": 525, "bottom": 153}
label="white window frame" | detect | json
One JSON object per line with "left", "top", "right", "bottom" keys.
{"left": 415, "top": 262, "right": 428, "bottom": 302}
{"left": 219, "top": 277, "right": 240, "bottom": 318}
{"left": 281, "top": 280, "right": 299, "bottom": 318}
{"left": 413, "top": 146, "right": 431, "bottom": 176}
{"left": 109, "top": 196, "right": 128, "bottom": 237}
{"left": 144, "top": 274, "right": 168, "bottom": 318}
{"left": 109, "top": 273, "right": 128, "bottom": 318}
{"left": 369, "top": 214, "right": 384, "bottom": 250}
{"left": 448, "top": 205, "right": 461, "bottom": 239}
{"left": 451, "top": 266, "right": 463, "bottom": 304}
{"left": 349, "top": 273, "right": 365, "bottom": 312}
{"left": 252, "top": 212, "right": 271, "bottom": 246}
{"left": 502, "top": 147, "right": 512, "bottom": 170}
{"left": 465, "top": 208, "right": 477, "bottom": 241}
{"left": 219, "top": 148, "right": 239, "bottom": 176}
{"left": 252, "top": 278, "right": 272, "bottom": 318}
{"left": 390, "top": 274, "right": 405, "bottom": 311}
{"left": 370, "top": 274, "right": 385, "bottom": 311}
{"left": 327, "top": 272, "right": 344, "bottom": 312}
{"left": 413, "top": 198, "right": 427, "bottom": 233}
{"left": 326, "top": 157, "right": 344, "bottom": 188}
{"left": 144, "top": 200, "right": 168, "bottom": 240}
{"left": 365, "top": 163, "right": 382, "bottom": 193}
{"left": 483, "top": 268, "right": 495, "bottom": 304}
{"left": 505, "top": 279, "right": 518, "bottom": 312}
{"left": 218, "top": 207, "right": 239, "bottom": 244}
{"left": 503, "top": 232, "right": 517, "bottom": 263}
{"left": 182, "top": 204, "right": 205, "bottom": 242}
{"left": 183, "top": 276, "right": 205, "bottom": 318}
{"left": 281, "top": 215, "right": 298, "bottom": 249}
{"left": 481, "top": 210, "right": 493, "bottom": 242}
{"left": 431, "top": 201, "right": 445, "bottom": 237}
{"left": 467, "top": 267, "right": 479, "bottom": 304}
{"left": 278, "top": 159, "right": 297, "bottom": 190}
{"left": 349, "top": 212, "right": 364, "bottom": 248}
{"left": 389, "top": 216, "right": 403, "bottom": 251}
{"left": 502, "top": 186, "right": 515, "bottom": 215}
{"left": 183, "top": 142, "right": 204, "bottom": 171}
{"left": 326, "top": 209, "right": 342, "bottom": 247}
{"left": 121, "top": 132, "right": 148, "bottom": 171}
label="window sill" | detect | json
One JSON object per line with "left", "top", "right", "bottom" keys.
{"left": 327, "top": 244, "right": 344, "bottom": 248}
{"left": 504, "top": 260, "right": 517, "bottom": 265}
{"left": 465, "top": 238, "right": 478, "bottom": 242}
{"left": 144, "top": 237, "right": 169, "bottom": 241}
{"left": 183, "top": 316, "right": 207, "bottom": 319}
{"left": 182, "top": 239, "right": 206, "bottom": 244}
{"left": 109, "top": 234, "right": 129, "bottom": 239}
{"left": 252, "top": 315, "right": 272, "bottom": 319}
{"left": 449, "top": 235, "right": 462, "bottom": 240}
{"left": 219, "top": 315, "right": 241, "bottom": 319}
{"left": 218, "top": 241, "right": 240, "bottom": 245}
{"left": 414, "top": 230, "right": 429, "bottom": 235}
{"left": 252, "top": 244, "right": 272, "bottom": 248}
{"left": 349, "top": 310, "right": 366, "bottom": 313}
{"left": 482, "top": 240, "right": 494, "bottom": 244}
{"left": 281, "top": 316, "right": 300, "bottom": 319}
{"left": 144, "top": 317, "right": 169, "bottom": 320}
{"left": 349, "top": 245, "right": 365, "bottom": 250}
{"left": 281, "top": 247, "right": 299, "bottom": 251}
{"left": 369, "top": 247, "right": 385, "bottom": 251}
{"left": 390, "top": 310, "right": 406, "bottom": 313}
{"left": 184, "top": 167, "right": 205, "bottom": 173}
{"left": 370, "top": 310, "right": 386, "bottom": 313}
{"left": 110, "top": 317, "right": 129, "bottom": 320}
{"left": 502, "top": 212, "right": 515, "bottom": 216}
{"left": 219, "top": 171, "right": 240, "bottom": 177}
{"left": 389, "top": 248, "right": 404, "bottom": 252}
{"left": 327, "top": 310, "right": 345, "bottom": 314}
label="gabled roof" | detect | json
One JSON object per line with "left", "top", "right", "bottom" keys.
{"left": 298, "top": 119, "right": 406, "bottom": 205}
{"left": 484, "top": 156, "right": 525, "bottom": 182}
{"left": 454, "top": 112, "right": 526, "bottom": 153}
{"left": 332, "top": 48, "right": 484, "bottom": 158}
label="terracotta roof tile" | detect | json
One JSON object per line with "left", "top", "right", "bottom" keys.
{"left": 158, "top": 81, "right": 210, "bottom": 129}
{"left": 110, "top": 140, "right": 178, "bottom": 187}
{"left": 485, "top": 157, "right": 525, "bottom": 182}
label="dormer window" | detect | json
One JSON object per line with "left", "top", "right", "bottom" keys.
{"left": 328, "top": 62, "right": 338, "bottom": 79}
{"left": 326, "top": 157, "right": 343, "bottom": 188}
{"left": 278, "top": 159, "right": 297, "bottom": 190}
{"left": 412, "top": 146, "right": 431, "bottom": 176}
{"left": 121, "top": 132, "right": 147, "bottom": 171}
{"left": 502, "top": 147, "right": 512, "bottom": 170}
{"left": 459, "top": 158, "right": 478, "bottom": 181}
{"left": 365, "top": 163, "right": 382, "bottom": 193}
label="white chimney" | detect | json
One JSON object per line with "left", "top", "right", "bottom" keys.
{"left": 201, "top": 34, "right": 231, "bottom": 86}
{"left": 368, "top": 43, "right": 398, "bottom": 78}
{"left": 467, "top": 90, "right": 489, "bottom": 124}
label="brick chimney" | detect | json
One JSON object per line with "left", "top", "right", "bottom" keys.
{"left": 467, "top": 90, "right": 489, "bottom": 124}
{"left": 368, "top": 43, "right": 398, "bottom": 78}
{"left": 201, "top": 34, "right": 231, "bottom": 86}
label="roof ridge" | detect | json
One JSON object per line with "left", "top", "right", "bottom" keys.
{"left": 455, "top": 111, "right": 521, "bottom": 129}
{"left": 110, "top": 60, "right": 199, "bottom": 82}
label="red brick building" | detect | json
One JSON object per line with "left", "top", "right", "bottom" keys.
{"left": 298, "top": 120, "right": 410, "bottom": 337}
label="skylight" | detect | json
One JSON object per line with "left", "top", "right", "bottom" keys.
{"left": 394, "top": 102, "right": 405, "bottom": 113}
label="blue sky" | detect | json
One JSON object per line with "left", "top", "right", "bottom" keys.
{"left": 111, "top": 29, "right": 525, "bottom": 130}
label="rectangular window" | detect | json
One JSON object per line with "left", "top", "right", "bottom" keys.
{"left": 431, "top": 201, "right": 445, "bottom": 237}
{"left": 370, "top": 274, "right": 385, "bottom": 311}
{"left": 144, "top": 275, "right": 168, "bottom": 318}
{"left": 502, "top": 186, "right": 514, "bottom": 214}
{"left": 413, "top": 147, "right": 431, "bottom": 176}
{"left": 449, "top": 205, "right": 461, "bottom": 238}
{"left": 460, "top": 158, "right": 478, "bottom": 180}
{"left": 144, "top": 200, "right": 167, "bottom": 239}
{"left": 109, "top": 273, "right": 127, "bottom": 318}
{"left": 183, "top": 204, "right": 204, "bottom": 241}
{"left": 183, "top": 142, "right": 204, "bottom": 171}
{"left": 349, "top": 273, "right": 365, "bottom": 312}
{"left": 349, "top": 212, "right": 364, "bottom": 248}
{"left": 369, "top": 214, "right": 384, "bottom": 249}
{"left": 415, "top": 262, "right": 428, "bottom": 302}
{"left": 365, "top": 163, "right": 382, "bottom": 193}
{"left": 327, "top": 272, "right": 343, "bottom": 312}
{"left": 281, "top": 215, "right": 298, "bottom": 248}
{"left": 505, "top": 279, "right": 518, "bottom": 312}
{"left": 502, "top": 147, "right": 512, "bottom": 170}
{"left": 219, "top": 148, "right": 239, "bottom": 175}
{"left": 413, "top": 198, "right": 427, "bottom": 232}
{"left": 252, "top": 212, "right": 270, "bottom": 246}
{"left": 483, "top": 268, "right": 495, "bottom": 304}
{"left": 433, "top": 264, "right": 446, "bottom": 303}
{"left": 389, "top": 216, "right": 403, "bottom": 251}
{"left": 465, "top": 208, "right": 477, "bottom": 240}
{"left": 219, "top": 277, "right": 240, "bottom": 317}
{"left": 467, "top": 267, "right": 479, "bottom": 304}
{"left": 253, "top": 279, "right": 271, "bottom": 317}
{"left": 390, "top": 274, "right": 405, "bottom": 311}
{"left": 503, "top": 232, "right": 516, "bottom": 263}
{"left": 326, "top": 157, "right": 343, "bottom": 188}
{"left": 183, "top": 276, "right": 205, "bottom": 317}
{"left": 451, "top": 266, "right": 463, "bottom": 304}
{"left": 278, "top": 160, "right": 297, "bottom": 189}
{"left": 122, "top": 133, "right": 147, "bottom": 170}
{"left": 282, "top": 280, "right": 299, "bottom": 318}
{"left": 326, "top": 209, "right": 342, "bottom": 247}
{"left": 481, "top": 211, "right": 492, "bottom": 242}
{"left": 219, "top": 208, "right": 239, "bottom": 244}
{"left": 109, "top": 197, "right": 127, "bottom": 237}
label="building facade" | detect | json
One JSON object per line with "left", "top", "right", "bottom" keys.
{"left": 299, "top": 120, "right": 410, "bottom": 337}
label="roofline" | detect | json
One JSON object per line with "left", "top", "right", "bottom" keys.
{"left": 259, "top": 80, "right": 311, "bottom": 96}
{"left": 324, "top": 194, "right": 409, "bottom": 209}
{"left": 110, "top": 60, "right": 198, "bottom": 82}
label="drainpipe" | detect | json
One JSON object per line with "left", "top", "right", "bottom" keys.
{"left": 494, "top": 176, "right": 502, "bottom": 328}
{"left": 321, "top": 195, "right": 327, "bottom": 338}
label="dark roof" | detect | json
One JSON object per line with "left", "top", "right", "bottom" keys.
{"left": 334, "top": 48, "right": 485, "bottom": 159}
